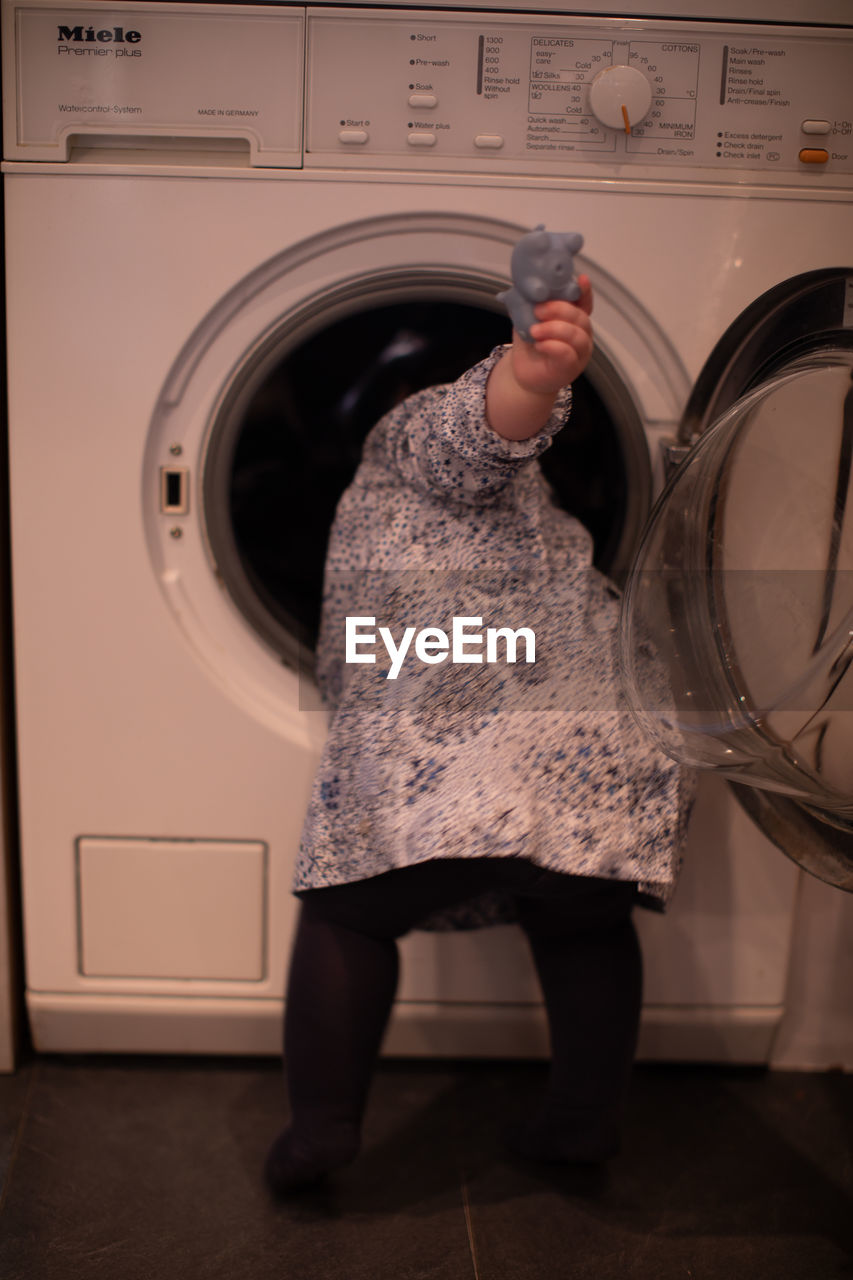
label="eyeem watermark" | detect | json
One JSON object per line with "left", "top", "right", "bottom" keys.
{"left": 346, "top": 616, "right": 536, "bottom": 680}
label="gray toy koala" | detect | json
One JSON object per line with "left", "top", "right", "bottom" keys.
{"left": 498, "top": 226, "right": 584, "bottom": 342}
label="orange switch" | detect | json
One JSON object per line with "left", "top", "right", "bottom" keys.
{"left": 799, "top": 148, "right": 829, "bottom": 164}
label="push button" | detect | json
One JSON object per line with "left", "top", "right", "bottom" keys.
{"left": 407, "top": 131, "right": 437, "bottom": 147}
{"left": 339, "top": 128, "right": 369, "bottom": 145}
{"left": 801, "top": 120, "right": 831, "bottom": 135}
{"left": 408, "top": 93, "right": 438, "bottom": 109}
{"left": 799, "top": 147, "right": 829, "bottom": 164}
{"left": 474, "top": 134, "right": 504, "bottom": 150}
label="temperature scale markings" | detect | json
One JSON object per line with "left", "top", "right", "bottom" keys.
{"left": 527, "top": 37, "right": 613, "bottom": 148}
{"left": 626, "top": 42, "right": 699, "bottom": 146}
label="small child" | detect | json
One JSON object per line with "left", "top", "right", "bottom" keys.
{"left": 266, "top": 281, "right": 692, "bottom": 1195}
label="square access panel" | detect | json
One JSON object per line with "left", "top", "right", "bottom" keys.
{"left": 77, "top": 838, "right": 267, "bottom": 981}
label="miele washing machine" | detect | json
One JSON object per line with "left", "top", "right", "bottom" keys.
{"left": 2, "top": 0, "right": 852, "bottom": 1061}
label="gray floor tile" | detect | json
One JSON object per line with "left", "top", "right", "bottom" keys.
{"left": 0, "top": 1057, "right": 476, "bottom": 1280}
{"left": 0, "top": 1057, "right": 851, "bottom": 1280}
{"left": 464, "top": 1066, "right": 853, "bottom": 1280}
{"left": 0, "top": 1061, "right": 34, "bottom": 1200}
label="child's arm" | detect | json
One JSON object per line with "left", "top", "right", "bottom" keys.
{"left": 485, "top": 276, "right": 593, "bottom": 442}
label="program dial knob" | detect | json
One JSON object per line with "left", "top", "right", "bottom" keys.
{"left": 588, "top": 64, "right": 653, "bottom": 132}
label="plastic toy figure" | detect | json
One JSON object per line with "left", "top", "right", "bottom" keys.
{"left": 498, "top": 226, "right": 584, "bottom": 341}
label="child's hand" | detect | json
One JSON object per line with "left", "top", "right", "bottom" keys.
{"left": 485, "top": 277, "right": 593, "bottom": 441}
{"left": 510, "top": 276, "right": 594, "bottom": 397}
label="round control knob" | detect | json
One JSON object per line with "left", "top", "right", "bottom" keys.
{"left": 589, "top": 64, "right": 653, "bottom": 132}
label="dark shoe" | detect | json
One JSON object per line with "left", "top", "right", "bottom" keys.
{"left": 264, "top": 1123, "right": 360, "bottom": 1197}
{"left": 507, "top": 1104, "right": 621, "bottom": 1165}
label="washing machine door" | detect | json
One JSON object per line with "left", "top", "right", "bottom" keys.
{"left": 620, "top": 270, "right": 853, "bottom": 891}
{"left": 150, "top": 213, "right": 685, "bottom": 740}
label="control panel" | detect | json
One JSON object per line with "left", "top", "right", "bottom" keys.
{"left": 2, "top": 0, "right": 852, "bottom": 185}
{"left": 305, "top": 8, "right": 853, "bottom": 182}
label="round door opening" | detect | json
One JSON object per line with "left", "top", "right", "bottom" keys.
{"left": 204, "top": 291, "right": 651, "bottom": 671}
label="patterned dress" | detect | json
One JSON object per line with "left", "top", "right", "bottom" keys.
{"left": 295, "top": 347, "right": 693, "bottom": 914}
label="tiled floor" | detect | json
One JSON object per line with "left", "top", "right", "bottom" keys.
{"left": 0, "top": 1053, "right": 851, "bottom": 1279}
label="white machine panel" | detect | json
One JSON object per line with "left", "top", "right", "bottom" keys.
{"left": 305, "top": 8, "right": 853, "bottom": 183}
{"left": 2, "top": 1, "right": 305, "bottom": 164}
{"left": 3, "top": 1, "right": 852, "bottom": 183}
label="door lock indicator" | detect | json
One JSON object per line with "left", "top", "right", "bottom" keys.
{"left": 160, "top": 466, "right": 189, "bottom": 515}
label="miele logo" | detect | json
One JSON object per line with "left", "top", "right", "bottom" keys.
{"left": 57, "top": 24, "right": 142, "bottom": 55}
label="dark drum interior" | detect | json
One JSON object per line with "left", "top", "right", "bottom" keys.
{"left": 217, "top": 299, "right": 633, "bottom": 657}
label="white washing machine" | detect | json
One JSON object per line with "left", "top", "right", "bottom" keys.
{"left": 2, "top": 0, "right": 852, "bottom": 1062}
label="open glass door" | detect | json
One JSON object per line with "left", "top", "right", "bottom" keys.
{"left": 621, "top": 335, "right": 853, "bottom": 891}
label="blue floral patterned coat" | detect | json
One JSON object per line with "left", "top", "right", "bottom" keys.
{"left": 295, "top": 348, "right": 693, "bottom": 915}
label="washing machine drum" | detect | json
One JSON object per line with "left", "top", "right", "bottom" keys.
{"left": 206, "top": 298, "right": 640, "bottom": 660}
{"left": 620, "top": 349, "right": 853, "bottom": 889}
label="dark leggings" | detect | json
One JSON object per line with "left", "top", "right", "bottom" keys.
{"left": 281, "top": 857, "right": 642, "bottom": 1165}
